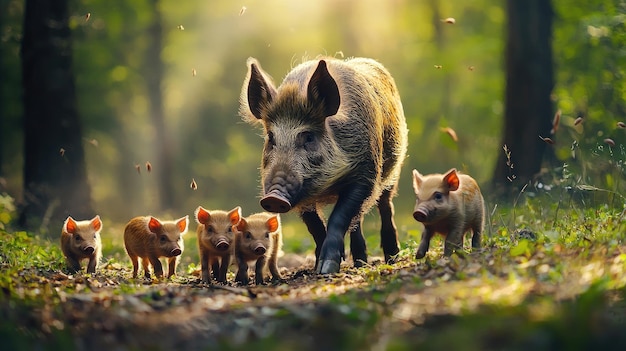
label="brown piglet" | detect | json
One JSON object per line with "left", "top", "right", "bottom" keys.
{"left": 124, "top": 215, "right": 188, "bottom": 279}
{"left": 234, "top": 212, "right": 283, "bottom": 285}
{"left": 61, "top": 215, "right": 102, "bottom": 274}
{"left": 412, "top": 168, "right": 484, "bottom": 259}
{"left": 195, "top": 206, "right": 242, "bottom": 283}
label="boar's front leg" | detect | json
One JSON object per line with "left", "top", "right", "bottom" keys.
{"left": 378, "top": 188, "right": 400, "bottom": 263}
{"left": 349, "top": 219, "right": 367, "bottom": 267}
{"left": 301, "top": 209, "right": 326, "bottom": 269}
{"left": 218, "top": 254, "right": 231, "bottom": 283}
{"left": 317, "top": 184, "right": 371, "bottom": 274}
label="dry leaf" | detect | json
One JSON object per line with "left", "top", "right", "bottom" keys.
{"left": 617, "top": 122, "right": 626, "bottom": 129}
{"left": 190, "top": 178, "right": 197, "bottom": 190}
{"left": 135, "top": 164, "right": 141, "bottom": 174}
{"left": 192, "top": 68, "right": 197, "bottom": 77}
{"left": 440, "top": 127, "right": 458, "bottom": 142}
{"left": 59, "top": 148, "right": 66, "bottom": 157}
{"left": 177, "top": 25, "right": 185, "bottom": 30}
{"left": 443, "top": 17, "right": 456, "bottom": 24}
{"left": 145, "top": 162, "right": 152, "bottom": 173}
{"left": 604, "top": 138, "right": 615, "bottom": 147}
{"left": 539, "top": 136, "right": 554, "bottom": 144}
{"left": 239, "top": 6, "right": 247, "bottom": 16}
{"left": 574, "top": 117, "right": 583, "bottom": 126}
{"left": 550, "top": 110, "right": 561, "bottom": 135}
{"left": 434, "top": 65, "right": 442, "bottom": 69}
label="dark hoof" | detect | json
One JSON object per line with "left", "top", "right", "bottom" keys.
{"left": 260, "top": 192, "right": 292, "bottom": 213}
{"left": 317, "top": 259, "right": 340, "bottom": 274}
{"left": 415, "top": 251, "right": 426, "bottom": 259}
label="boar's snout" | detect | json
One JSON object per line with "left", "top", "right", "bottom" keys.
{"left": 216, "top": 239, "right": 230, "bottom": 251}
{"left": 83, "top": 246, "right": 95, "bottom": 255}
{"left": 170, "top": 248, "right": 182, "bottom": 256}
{"left": 261, "top": 191, "right": 292, "bottom": 213}
{"left": 413, "top": 208, "right": 429, "bottom": 222}
{"left": 254, "top": 244, "right": 267, "bottom": 255}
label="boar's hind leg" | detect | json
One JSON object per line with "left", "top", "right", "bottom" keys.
{"left": 317, "top": 185, "right": 371, "bottom": 274}
{"left": 301, "top": 210, "right": 327, "bottom": 269}
{"left": 65, "top": 255, "right": 82, "bottom": 273}
{"left": 349, "top": 219, "right": 367, "bottom": 268}
{"left": 378, "top": 188, "right": 400, "bottom": 263}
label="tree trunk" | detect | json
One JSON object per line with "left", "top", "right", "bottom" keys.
{"left": 145, "top": 0, "right": 175, "bottom": 211}
{"left": 492, "top": 0, "right": 554, "bottom": 197}
{"left": 20, "top": 0, "right": 94, "bottom": 230}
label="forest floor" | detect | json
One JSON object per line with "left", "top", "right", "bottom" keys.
{"left": 4, "top": 240, "right": 626, "bottom": 351}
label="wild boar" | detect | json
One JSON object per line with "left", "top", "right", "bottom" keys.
{"left": 123, "top": 215, "right": 188, "bottom": 279}
{"left": 412, "top": 168, "right": 484, "bottom": 258}
{"left": 61, "top": 215, "right": 102, "bottom": 274}
{"left": 240, "top": 56, "right": 408, "bottom": 274}
{"left": 234, "top": 212, "right": 283, "bottom": 285}
{"left": 195, "top": 206, "right": 242, "bottom": 283}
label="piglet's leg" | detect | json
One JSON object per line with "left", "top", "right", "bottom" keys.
{"left": 415, "top": 228, "right": 433, "bottom": 259}
{"left": 255, "top": 256, "right": 267, "bottom": 285}
{"left": 167, "top": 257, "right": 177, "bottom": 278}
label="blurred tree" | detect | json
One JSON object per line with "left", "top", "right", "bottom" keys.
{"left": 492, "top": 0, "right": 554, "bottom": 196}
{"left": 144, "top": 0, "right": 174, "bottom": 210}
{"left": 19, "top": 0, "right": 94, "bottom": 229}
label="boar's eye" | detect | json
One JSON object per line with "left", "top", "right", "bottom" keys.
{"left": 297, "top": 131, "right": 317, "bottom": 151}
{"left": 160, "top": 235, "right": 167, "bottom": 243}
{"left": 74, "top": 235, "right": 82, "bottom": 242}
{"left": 433, "top": 192, "right": 443, "bottom": 201}
{"left": 265, "top": 232, "right": 270, "bottom": 239}
{"left": 227, "top": 226, "right": 232, "bottom": 233}
{"left": 245, "top": 232, "right": 252, "bottom": 240}
{"left": 207, "top": 226, "right": 215, "bottom": 234}
{"left": 266, "top": 131, "right": 276, "bottom": 148}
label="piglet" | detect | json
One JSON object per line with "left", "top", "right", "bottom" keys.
{"left": 124, "top": 215, "right": 188, "bottom": 279}
{"left": 61, "top": 215, "right": 102, "bottom": 274}
{"left": 412, "top": 168, "right": 484, "bottom": 258}
{"left": 234, "top": 212, "right": 283, "bottom": 285}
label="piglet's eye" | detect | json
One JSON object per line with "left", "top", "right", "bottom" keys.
{"left": 74, "top": 236, "right": 82, "bottom": 242}
{"left": 160, "top": 235, "right": 167, "bottom": 243}
{"left": 245, "top": 232, "right": 252, "bottom": 240}
{"left": 434, "top": 192, "right": 443, "bottom": 201}
{"left": 265, "top": 232, "right": 270, "bottom": 239}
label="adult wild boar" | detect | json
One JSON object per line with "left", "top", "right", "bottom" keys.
{"left": 240, "top": 56, "right": 408, "bottom": 274}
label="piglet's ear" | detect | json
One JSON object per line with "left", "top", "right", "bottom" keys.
{"left": 229, "top": 206, "right": 242, "bottom": 225}
{"left": 307, "top": 60, "right": 340, "bottom": 118}
{"left": 236, "top": 218, "right": 247, "bottom": 232}
{"left": 195, "top": 206, "right": 210, "bottom": 225}
{"left": 91, "top": 215, "right": 102, "bottom": 232}
{"left": 148, "top": 217, "right": 162, "bottom": 234}
{"left": 266, "top": 216, "right": 279, "bottom": 233}
{"left": 64, "top": 216, "right": 78, "bottom": 234}
{"left": 176, "top": 216, "right": 189, "bottom": 234}
{"left": 443, "top": 168, "right": 460, "bottom": 192}
{"left": 412, "top": 169, "right": 423, "bottom": 194}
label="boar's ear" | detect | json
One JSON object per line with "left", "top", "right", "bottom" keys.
{"left": 64, "top": 216, "right": 78, "bottom": 234}
{"left": 245, "top": 58, "right": 277, "bottom": 120}
{"left": 235, "top": 218, "right": 248, "bottom": 232}
{"left": 307, "top": 60, "right": 340, "bottom": 118}
{"left": 443, "top": 169, "right": 460, "bottom": 192}
{"left": 228, "top": 206, "right": 242, "bottom": 225}
{"left": 195, "top": 206, "right": 210, "bottom": 225}
{"left": 266, "top": 215, "right": 280, "bottom": 233}
{"left": 148, "top": 217, "right": 162, "bottom": 234}
{"left": 90, "top": 215, "right": 102, "bottom": 232}
{"left": 176, "top": 216, "right": 189, "bottom": 234}
{"left": 412, "top": 170, "right": 424, "bottom": 194}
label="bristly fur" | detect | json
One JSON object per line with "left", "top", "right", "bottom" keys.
{"left": 239, "top": 56, "right": 407, "bottom": 216}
